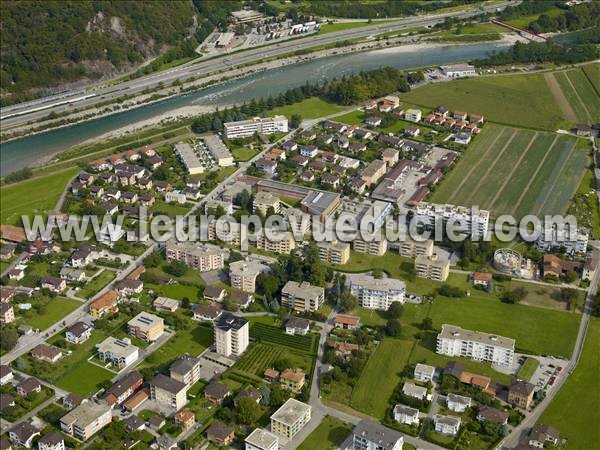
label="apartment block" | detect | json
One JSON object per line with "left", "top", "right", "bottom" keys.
{"left": 150, "top": 374, "right": 187, "bottom": 411}
{"left": 60, "top": 401, "right": 112, "bottom": 441}
{"left": 361, "top": 159, "right": 387, "bottom": 186}
{"left": 214, "top": 312, "right": 249, "bottom": 357}
{"left": 353, "top": 236, "right": 387, "bottom": 256}
{"left": 270, "top": 398, "right": 311, "bottom": 439}
{"left": 229, "top": 260, "right": 269, "bottom": 293}
{"left": 535, "top": 226, "right": 589, "bottom": 255}
{"left": 347, "top": 273, "right": 405, "bottom": 311}
{"left": 415, "top": 254, "right": 449, "bottom": 281}
{"left": 351, "top": 419, "right": 403, "bottom": 450}
{"left": 245, "top": 428, "right": 279, "bottom": 450}
{"left": 207, "top": 219, "right": 242, "bottom": 246}
{"left": 399, "top": 237, "right": 434, "bottom": 258}
{"left": 283, "top": 207, "right": 311, "bottom": 236}
{"left": 256, "top": 229, "right": 296, "bottom": 254}
{"left": 436, "top": 324, "right": 515, "bottom": 367}
{"left": 170, "top": 355, "right": 201, "bottom": 389}
{"left": 127, "top": 312, "right": 164, "bottom": 342}
{"left": 165, "top": 241, "right": 226, "bottom": 272}
{"left": 317, "top": 240, "right": 350, "bottom": 265}
{"left": 253, "top": 191, "right": 281, "bottom": 216}
{"left": 224, "top": 115, "right": 288, "bottom": 139}
{"left": 96, "top": 337, "right": 139, "bottom": 369}
{"left": 281, "top": 281, "right": 324, "bottom": 312}
{"left": 415, "top": 202, "right": 489, "bottom": 238}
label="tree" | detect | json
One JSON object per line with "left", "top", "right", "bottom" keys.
{"left": 385, "top": 318, "right": 401, "bottom": 337}
{"left": 0, "top": 326, "right": 18, "bottom": 352}
{"left": 235, "top": 397, "right": 262, "bottom": 425}
{"left": 339, "top": 291, "right": 358, "bottom": 313}
{"left": 273, "top": 357, "right": 293, "bottom": 372}
{"left": 388, "top": 302, "right": 404, "bottom": 319}
{"left": 165, "top": 260, "right": 187, "bottom": 277}
{"left": 371, "top": 268, "right": 384, "bottom": 279}
{"left": 562, "top": 270, "right": 578, "bottom": 284}
{"left": 144, "top": 251, "right": 163, "bottom": 268}
{"left": 559, "top": 288, "right": 579, "bottom": 311}
{"left": 290, "top": 113, "right": 303, "bottom": 128}
{"left": 181, "top": 297, "right": 190, "bottom": 309}
{"left": 421, "top": 317, "right": 433, "bottom": 330}
{"left": 270, "top": 384, "right": 291, "bottom": 406}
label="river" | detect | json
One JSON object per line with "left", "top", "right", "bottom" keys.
{"left": 0, "top": 41, "right": 510, "bottom": 176}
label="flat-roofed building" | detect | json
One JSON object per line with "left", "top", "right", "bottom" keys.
{"left": 361, "top": 159, "right": 387, "bottom": 186}
{"left": 253, "top": 191, "right": 281, "bottom": 216}
{"left": 347, "top": 274, "right": 405, "bottom": 311}
{"left": 414, "top": 363, "right": 435, "bottom": 382}
{"left": 165, "top": 241, "right": 226, "bottom": 272}
{"left": 245, "top": 428, "right": 279, "bottom": 450}
{"left": 283, "top": 208, "right": 311, "bottom": 236}
{"left": 317, "top": 240, "right": 350, "bottom": 265}
{"left": 224, "top": 116, "right": 288, "bottom": 139}
{"left": 150, "top": 374, "right": 187, "bottom": 411}
{"left": 214, "top": 312, "right": 249, "bottom": 357}
{"left": 399, "top": 237, "right": 434, "bottom": 258}
{"left": 60, "top": 401, "right": 112, "bottom": 441}
{"left": 415, "top": 202, "right": 489, "bottom": 238}
{"left": 229, "top": 260, "right": 269, "bottom": 293}
{"left": 175, "top": 143, "right": 204, "bottom": 175}
{"left": 96, "top": 337, "right": 139, "bottom": 368}
{"left": 256, "top": 229, "right": 296, "bottom": 254}
{"left": 353, "top": 236, "right": 387, "bottom": 256}
{"left": 405, "top": 109, "right": 422, "bottom": 122}
{"left": 169, "top": 355, "right": 201, "bottom": 389}
{"left": 415, "top": 254, "right": 449, "bottom": 281}
{"left": 127, "top": 312, "right": 164, "bottom": 342}
{"left": 204, "top": 134, "right": 234, "bottom": 166}
{"left": 230, "top": 9, "right": 264, "bottom": 23}
{"left": 436, "top": 324, "right": 515, "bottom": 366}
{"left": 270, "top": 398, "right": 311, "bottom": 439}
{"left": 351, "top": 419, "right": 403, "bottom": 450}
{"left": 281, "top": 281, "right": 324, "bottom": 312}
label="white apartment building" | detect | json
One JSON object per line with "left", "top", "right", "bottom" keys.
{"left": 347, "top": 274, "right": 405, "bottom": 311}
{"left": 317, "top": 240, "right": 350, "bottom": 265}
{"left": 405, "top": 109, "right": 422, "bottom": 123}
{"left": 281, "top": 281, "right": 324, "bottom": 312}
{"left": 214, "top": 312, "right": 249, "bottom": 357}
{"left": 204, "top": 134, "right": 234, "bottom": 167}
{"left": 414, "top": 363, "right": 435, "bottom": 383}
{"left": 535, "top": 226, "right": 589, "bottom": 255}
{"left": 60, "top": 401, "right": 112, "bottom": 441}
{"left": 415, "top": 202, "right": 489, "bottom": 238}
{"left": 433, "top": 415, "right": 461, "bottom": 436}
{"left": 393, "top": 405, "right": 419, "bottom": 425}
{"left": 96, "top": 337, "right": 139, "bottom": 369}
{"left": 436, "top": 324, "right": 515, "bottom": 366}
{"left": 165, "top": 241, "right": 226, "bottom": 272}
{"left": 270, "top": 399, "right": 311, "bottom": 439}
{"left": 175, "top": 142, "right": 204, "bottom": 175}
{"left": 447, "top": 393, "right": 472, "bottom": 413}
{"left": 170, "top": 355, "right": 201, "bottom": 390}
{"left": 351, "top": 420, "right": 404, "bottom": 450}
{"left": 399, "top": 237, "right": 434, "bottom": 258}
{"left": 229, "top": 260, "right": 269, "bottom": 293}
{"left": 245, "top": 428, "right": 279, "bottom": 450}
{"left": 224, "top": 116, "right": 288, "bottom": 139}
{"left": 415, "top": 254, "right": 450, "bottom": 281}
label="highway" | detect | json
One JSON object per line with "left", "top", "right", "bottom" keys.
{"left": 0, "top": 1, "right": 512, "bottom": 128}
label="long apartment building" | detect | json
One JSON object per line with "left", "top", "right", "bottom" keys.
{"left": 436, "top": 324, "right": 515, "bottom": 366}
{"left": 415, "top": 202, "right": 489, "bottom": 237}
{"left": 353, "top": 235, "right": 387, "bottom": 256}
{"left": 253, "top": 191, "right": 281, "bottom": 216}
{"left": 229, "top": 259, "right": 269, "bottom": 293}
{"left": 535, "top": 226, "right": 589, "bottom": 255}
{"left": 165, "top": 241, "right": 226, "bottom": 272}
{"left": 281, "top": 280, "right": 324, "bottom": 312}
{"left": 204, "top": 134, "right": 234, "bottom": 167}
{"left": 60, "top": 401, "right": 112, "bottom": 441}
{"left": 347, "top": 273, "right": 405, "bottom": 311}
{"left": 283, "top": 207, "right": 312, "bottom": 236}
{"left": 175, "top": 142, "right": 204, "bottom": 175}
{"left": 127, "top": 312, "right": 164, "bottom": 342}
{"left": 207, "top": 219, "right": 242, "bottom": 246}
{"left": 256, "top": 229, "right": 296, "bottom": 254}
{"left": 214, "top": 312, "right": 249, "bottom": 357}
{"left": 415, "top": 254, "right": 449, "bottom": 281}
{"left": 399, "top": 236, "right": 434, "bottom": 258}
{"left": 224, "top": 115, "right": 288, "bottom": 139}
{"left": 317, "top": 240, "right": 350, "bottom": 265}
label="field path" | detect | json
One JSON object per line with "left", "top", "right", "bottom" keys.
{"left": 544, "top": 72, "right": 577, "bottom": 123}
{"left": 563, "top": 70, "right": 592, "bottom": 121}
{"left": 464, "top": 129, "right": 518, "bottom": 204}
{"left": 489, "top": 132, "right": 538, "bottom": 212}
{"left": 447, "top": 126, "right": 506, "bottom": 204}
{"left": 510, "top": 134, "right": 560, "bottom": 216}
{"left": 534, "top": 139, "right": 578, "bottom": 216}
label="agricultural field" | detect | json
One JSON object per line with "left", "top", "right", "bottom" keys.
{"left": 551, "top": 68, "right": 600, "bottom": 123}
{"left": 250, "top": 322, "right": 317, "bottom": 354}
{"left": 430, "top": 124, "right": 588, "bottom": 219}
{"left": 0, "top": 167, "right": 80, "bottom": 226}
{"left": 538, "top": 318, "right": 600, "bottom": 450}
{"left": 350, "top": 338, "right": 414, "bottom": 418}
{"left": 235, "top": 343, "right": 285, "bottom": 376}
{"left": 401, "top": 73, "right": 567, "bottom": 130}
{"left": 270, "top": 97, "right": 347, "bottom": 120}
{"left": 582, "top": 62, "right": 600, "bottom": 94}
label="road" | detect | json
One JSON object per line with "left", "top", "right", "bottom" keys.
{"left": 0, "top": 1, "right": 513, "bottom": 128}
{"left": 500, "top": 247, "right": 600, "bottom": 449}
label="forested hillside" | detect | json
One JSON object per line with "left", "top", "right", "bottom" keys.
{"left": 0, "top": 0, "right": 214, "bottom": 104}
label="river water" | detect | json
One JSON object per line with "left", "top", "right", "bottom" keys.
{"left": 0, "top": 41, "right": 510, "bottom": 176}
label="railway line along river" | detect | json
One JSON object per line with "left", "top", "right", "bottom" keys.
{"left": 0, "top": 41, "right": 510, "bottom": 176}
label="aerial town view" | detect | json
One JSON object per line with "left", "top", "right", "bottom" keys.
{"left": 0, "top": 1, "right": 598, "bottom": 450}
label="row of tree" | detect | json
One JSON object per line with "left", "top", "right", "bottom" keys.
{"left": 528, "top": 2, "right": 600, "bottom": 33}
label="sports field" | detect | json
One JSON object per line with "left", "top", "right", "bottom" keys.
{"left": 401, "top": 73, "right": 567, "bottom": 130}
{"left": 550, "top": 68, "right": 600, "bottom": 124}
{"left": 430, "top": 124, "right": 587, "bottom": 219}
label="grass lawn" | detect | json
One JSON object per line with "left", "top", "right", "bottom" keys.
{"left": 231, "top": 146, "right": 258, "bottom": 162}
{"left": 517, "top": 357, "right": 539, "bottom": 381}
{"left": 146, "top": 282, "right": 202, "bottom": 301}
{"left": 79, "top": 270, "right": 116, "bottom": 299}
{"left": 0, "top": 260, "right": 11, "bottom": 273}
{"left": 1, "top": 167, "right": 80, "bottom": 226}
{"left": 20, "top": 297, "right": 81, "bottom": 330}
{"left": 401, "top": 73, "right": 566, "bottom": 131}
{"left": 505, "top": 7, "right": 564, "bottom": 28}
{"left": 568, "top": 164, "right": 600, "bottom": 239}
{"left": 318, "top": 21, "right": 372, "bottom": 34}
{"left": 429, "top": 296, "right": 580, "bottom": 358}
{"left": 538, "top": 318, "right": 600, "bottom": 449}
{"left": 350, "top": 338, "right": 414, "bottom": 418}
{"left": 270, "top": 97, "right": 347, "bottom": 120}
{"left": 55, "top": 362, "right": 115, "bottom": 396}
{"left": 297, "top": 416, "right": 353, "bottom": 450}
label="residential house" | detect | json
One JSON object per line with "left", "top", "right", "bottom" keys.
{"left": 66, "top": 322, "right": 92, "bottom": 344}
{"left": 89, "top": 291, "right": 119, "bottom": 318}
{"left": 508, "top": 380, "right": 535, "bottom": 409}
{"left": 471, "top": 272, "right": 492, "bottom": 288}
{"left": 153, "top": 297, "right": 179, "bottom": 312}
{"left": 37, "top": 431, "right": 64, "bottom": 450}
{"left": 447, "top": 393, "right": 472, "bottom": 413}
{"left": 60, "top": 400, "right": 112, "bottom": 441}
{"left": 59, "top": 268, "right": 85, "bottom": 283}
{"left": 255, "top": 158, "right": 278, "bottom": 175}
{"left": 31, "top": 344, "right": 63, "bottom": 363}
{"left": 393, "top": 405, "right": 419, "bottom": 425}
{"left": 334, "top": 314, "right": 360, "bottom": 330}
{"left": 96, "top": 337, "right": 139, "bottom": 368}
{"left": 280, "top": 368, "right": 305, "bottom": 393}
{"left": 103, "top": 371, "right": 143, "bottom": 407}
{"left": 402, "top": 383, "right": 427, "bottom": 401}
{"left": 0, "top": 304, "right": 15, "bottom": 324}
{"left": 192, "top": 303, "right": 223, "bottom": 321}
{"left": 205, "top": 382, "right": 231, "bottom": 404}
{"left": 206, "top": 421, "right": 234, "bottom": 447}
{"left": 245, "top": 428, "right": 279, "bottom": 450}
{"left": 284, "top": 317, "right": 310, "bottom": 335}
{"left": 405, "top": 109, "right": 422, "bottom": 122}
{"left": 17, "top": 378, "right": 41, "bottom": 397}
{"left": 40, "top": 277, "right": 66, "bottom": 293}
{"left": 350, "top": 419, "right": 403, "bottom": 450}
{"left": 0, "top": 366, "right": 14, "bottom": 385}
{"left": 528, "top": 424, "right": 560, "bottom": 448}
{"left": 174, "top": 409, "right": 195, "bottom": 432}
{"left": 234, "top": 387, "right": 261, "bottom": 406}
{"left": 300, "top": 145, "right": 318, "bottom": 158}
{"left": 414, "top": 363, "right": 435, "bottom": 383}
{"left": 8, "top": 422, "right": 40, "bottom": 448}
{"left": 433, "top": 415, "right": 461, "bottom": 436}
{"left": 477, "top": 406, "right": 508, "bottom": 425}
{"left": 63, "top": 393, "right": 83, "bottom": 410}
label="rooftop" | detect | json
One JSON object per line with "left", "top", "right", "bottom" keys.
{"left": 214, "top": 312, "right": 248, "bottom": 332}
{"left": 439, "top": 324, "right": 515, "bottom": 350}
{"left": 245, "top": 428, "right": 279, "bottom": 449}
{"left": 353, "top": 419, "right": 404, "bottom": 448}
{"left": 270, "top": 398, "right": 311, "bottom": 426}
